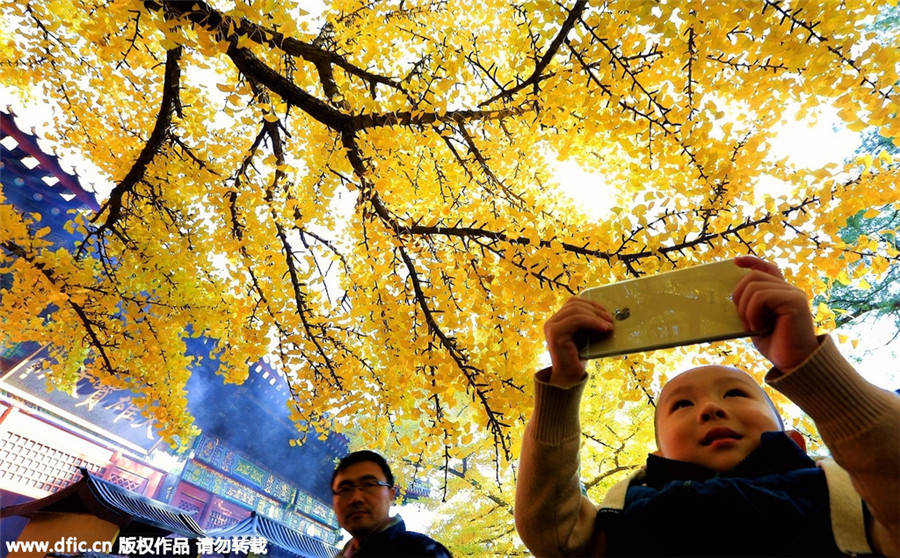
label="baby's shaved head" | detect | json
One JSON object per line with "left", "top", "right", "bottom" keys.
{"left": 654, "top": 365, "right": 784, "bottom": 449}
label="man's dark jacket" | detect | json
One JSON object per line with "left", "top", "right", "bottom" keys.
{"left": 343, "top": 517, "right": 451, "bottom": 558}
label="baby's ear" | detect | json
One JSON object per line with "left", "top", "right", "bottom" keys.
{"left": 786, "top": 430, "right": 806, "bottom": 453}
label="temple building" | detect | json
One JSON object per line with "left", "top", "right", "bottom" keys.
{"left": 0, "top": 111, "right": 346, "bottom": 557}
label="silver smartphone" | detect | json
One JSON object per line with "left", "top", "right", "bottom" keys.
{"left": 576, "top": 259, "right": 760, "bottom": 359}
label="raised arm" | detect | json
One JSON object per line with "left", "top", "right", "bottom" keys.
{"left": 733, "top": 256, "right": 900, "bottom": 556}
{"left": 515, "top": 297, "right": 613, "bottom": 556}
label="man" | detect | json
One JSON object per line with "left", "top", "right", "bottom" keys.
{"left": 331, "top": 450, "right": 452, "bottom": 557}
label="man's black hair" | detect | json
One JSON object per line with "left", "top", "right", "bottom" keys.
{"left": 331, "top": 450, "right": 394, "bottom": 489}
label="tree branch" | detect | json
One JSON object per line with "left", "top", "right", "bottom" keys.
{"left": 480, "top": 0, "right": 589, "bottom": 106}
{"left": 94, "top": 46, "right": 183, "bottom": 232}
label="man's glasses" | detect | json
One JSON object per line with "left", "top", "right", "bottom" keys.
{"left": 332, "top": 480, "right": 393, "bottom": 497}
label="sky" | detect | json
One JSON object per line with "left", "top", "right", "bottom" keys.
{"left": 549, "top": 102, "right": 874, "bottom": 370}
{"left": 554, "top": 105, "right": 863, "bottom": 218}
{"left": 553, "top": 108, "right": 899, "bottom": 395}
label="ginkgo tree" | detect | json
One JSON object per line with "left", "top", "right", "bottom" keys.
{"left": 1, "top": 0, "right": 898, "bottom": 519}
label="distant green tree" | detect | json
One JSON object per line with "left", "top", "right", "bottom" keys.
{"left": 823, "top": 207, "right": 900, "bottom": 333}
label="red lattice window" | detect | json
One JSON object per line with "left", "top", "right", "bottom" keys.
{"left": 206, "top": 510, "right": 232, "bottom": 528}
{"left": 176, "top": 493, "right": 205, "bottom": 516}
{"left": 105, "top": 468, "right": 149, "bottom": 493}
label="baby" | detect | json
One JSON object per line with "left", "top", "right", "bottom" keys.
{"left": 515, "top": 256, "right": 899, "bottom": 556}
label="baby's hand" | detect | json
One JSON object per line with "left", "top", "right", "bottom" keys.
{"left": 733, "top": 256, "right": 820, "bottom": 371}
{"left": 543, "top": 297, "right": 613, "bottom": 387}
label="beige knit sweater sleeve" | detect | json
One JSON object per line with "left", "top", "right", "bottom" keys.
{"left": 515, "top": 368, "right": 601, "bottom": 557}
{"left": 767, "top": 335, "right": 900, "bottom": 557}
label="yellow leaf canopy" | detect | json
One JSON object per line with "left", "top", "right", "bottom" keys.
{"left": 1, "top": 1, "right": 898, "bottom": 473}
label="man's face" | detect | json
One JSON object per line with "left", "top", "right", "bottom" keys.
{"left": 332, "top": 461, "right": 395, "bottom": 539}
{"left": 656, "top": 366, "right": 781, "bottom": 472}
